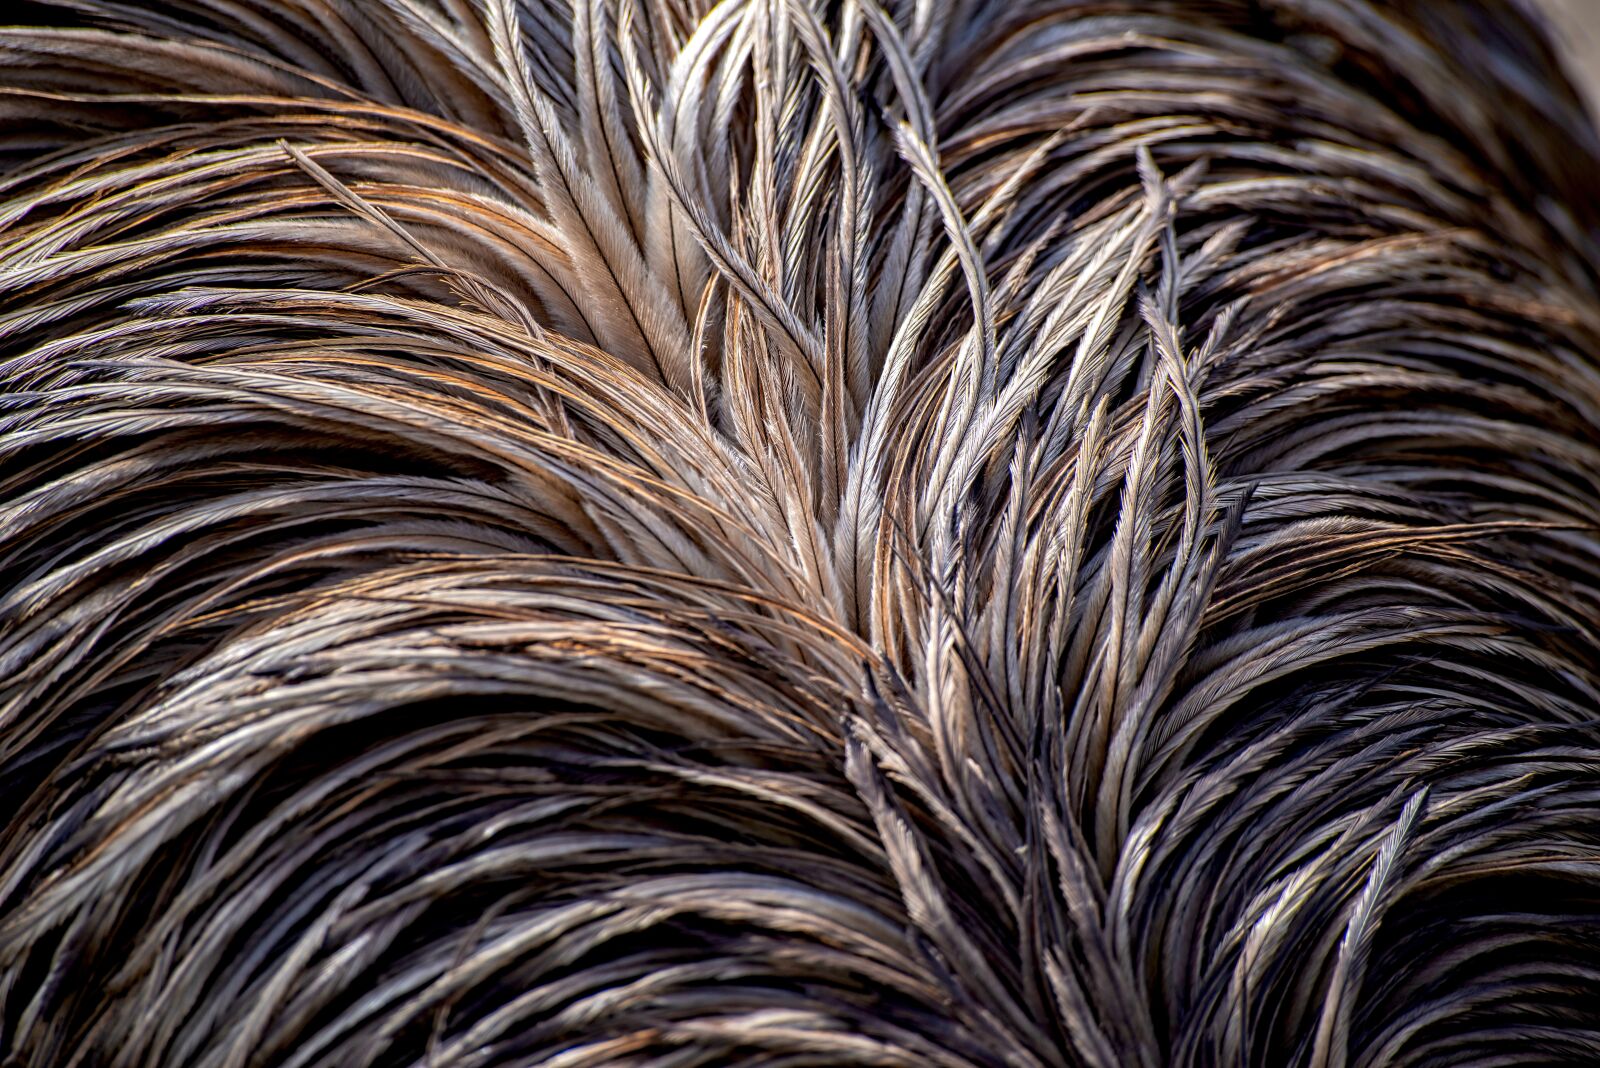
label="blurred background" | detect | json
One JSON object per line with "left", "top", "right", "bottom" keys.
{"left": 1540, "top": 0, "right": 1600, "bottom": 117}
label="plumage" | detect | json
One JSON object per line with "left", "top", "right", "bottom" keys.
{"left": 2, "top": 0, "right": 1600, "bottom": 1064}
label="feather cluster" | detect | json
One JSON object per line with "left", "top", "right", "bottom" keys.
{"left": 3, "top": 0, "right": 1600, "bottom": 1064}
